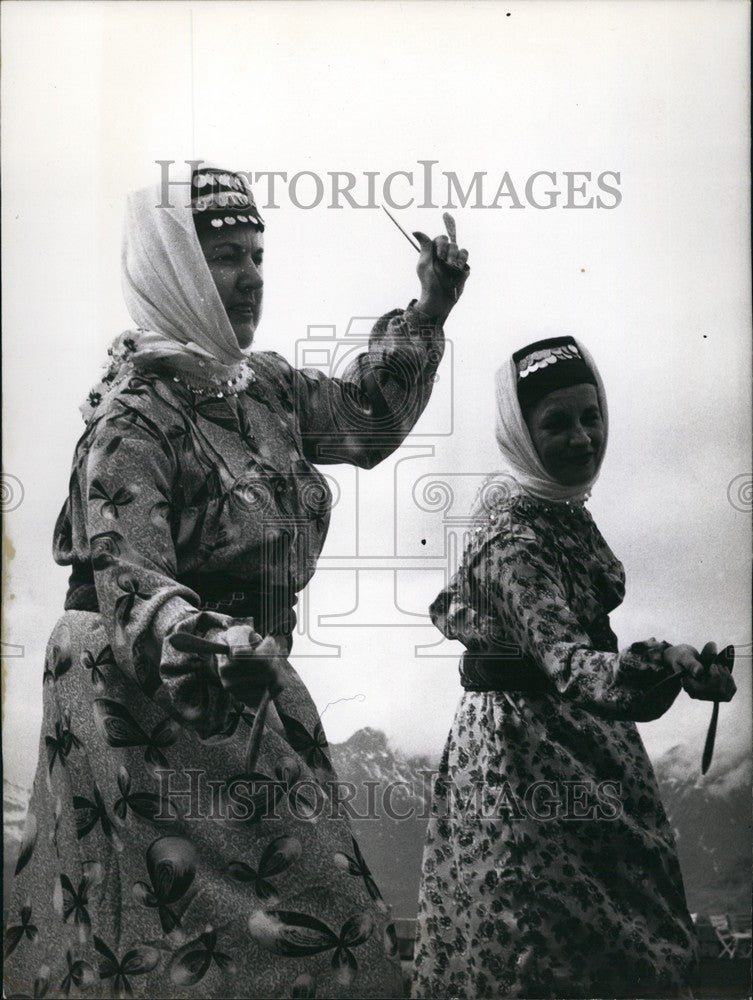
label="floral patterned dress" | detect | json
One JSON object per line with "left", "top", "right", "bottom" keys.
{"left": 412, "top": 494, "right": 697, "bottom": 1000}
{"left": 5, "top": 305, "right": 442, "bottom": 1000}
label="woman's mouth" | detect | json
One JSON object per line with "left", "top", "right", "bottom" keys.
{"left": 230, "top": 302, "right": 256, "bottom": 319}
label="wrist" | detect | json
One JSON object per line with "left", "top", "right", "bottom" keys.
{"left": 415, "top": 293, "right": 451, "bottom": 324}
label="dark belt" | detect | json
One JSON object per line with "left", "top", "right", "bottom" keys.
{"left": 180, "top": 572, "right": 297, "bottom": 636}
{"left": 64, "top": 564, "right": 296, "bottom": 636}
{"left": 459, "top": 650, "right": 552, "bottom": 694}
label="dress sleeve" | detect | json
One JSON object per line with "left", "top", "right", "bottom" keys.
{"left": 471, "top": 523, "right": 682, "bottom": 721}
{"left": 83, "top": 397, "right": 250, "bottom": 738}
{"left": 276, "top": 303, "right": 444, "bottom": 467}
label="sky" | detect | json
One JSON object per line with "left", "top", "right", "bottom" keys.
{"left": 2, "top": 1, "right": 750, "bottom": 792}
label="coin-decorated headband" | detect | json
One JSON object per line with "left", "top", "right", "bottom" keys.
{"left": 513, "top": 336, "right": 596, "bottom": 410}
{"left": 191, "top": 167, "right": 265, "bottom": 232}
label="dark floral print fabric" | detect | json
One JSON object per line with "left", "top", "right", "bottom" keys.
{"left": 412, "top": 494, "right": 697, "bottom": 999}
{"left": 5, "top": 305, "right": 440, "bottom": 999}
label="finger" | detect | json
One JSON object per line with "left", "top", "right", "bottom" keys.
{"left": 680, "top": 654, "right": 704, "bottom": 679}
{"left": 682, "top": 672, "right": 736, "bottom": 702}
{"left": 227, "top": 642, "right": 260, "bottom": 662}
{"left": 443, "top": 211, "right": 457, "bottom": 243}
{"left": 457, "top": 248, "right": 469, "bottom": 266}
{"left": 705, "top": 662, "right": 723, "bottom": 692}
{"left": 717, "top": 644, "right": 735, "bottom": 671}
{"left": 412, "top": 231, "right": 434, "bottom": 257}
{"left": 434, "top": 236, "right": 449, "bottom": 261}
{"left": 224, "top": 624, "right": 249, "bottom": 646}
{"left": 255, "top": 637, "right": 289, "bottom": 665}
{"left": 240, "top": 634, "right": 264, "bottom": 654}
{"left": 715, "top": 665, "right": 736, "bottom": 701}
{"left": 681, "top": 676, "right": 698, "bottom": 698}
{"left": 682, "top": 676, "right": 713, "bottom": 700}
{"left": 677, "top": 646, "right": 702, "bottom": 673}
{"left": 700, "top": 641, "right": 718, "bottom": 667}
{"left": 225, "top": 624, "right": 262, "bottom": 652}
{"left": 254, "top": 635, "right": 280, "bottom": 654}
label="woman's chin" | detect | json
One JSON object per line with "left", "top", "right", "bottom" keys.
{"left": 554, "top": 462, "right": 596, "bottom": 486}
{"left": 232, "top": 320, "right": 257, "bottom": 350}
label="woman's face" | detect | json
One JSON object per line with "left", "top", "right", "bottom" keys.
{"left": 198, "top": 225, "right": 264, "bottom": 349}
{"left": 524, "top": 383, "right": 604, "bottom": 485}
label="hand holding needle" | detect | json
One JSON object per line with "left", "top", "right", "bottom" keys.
{"left": 168, "top": 630, "right": 279, "bottom": 775}
{"left": 382, "top": 207, "right": 470, "bottom": 305}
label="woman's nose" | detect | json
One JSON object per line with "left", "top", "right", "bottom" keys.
{"left": 569, "top": 423, "right": 590, "bottom": 446}
{"left": 238, "top": 262, "right": 263, "bottom": 291}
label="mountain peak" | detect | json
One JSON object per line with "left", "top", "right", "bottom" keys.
{"left": 334, "top": 726, "right": 390, "bottom": 755}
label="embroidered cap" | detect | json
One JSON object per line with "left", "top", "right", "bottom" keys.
{"left": 191, "top": 167, "right": 265, "bottom": 233}
{"left": 513, "top": 336, "right": 596, "bottom": 411}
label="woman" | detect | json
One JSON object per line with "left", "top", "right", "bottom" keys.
{"left": 412, "top": 337, "right": 735, "bottom": 1000}
{"left": 4, "top": 165, "right": 468, "bottom": 999}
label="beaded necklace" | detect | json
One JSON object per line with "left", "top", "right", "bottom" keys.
{"left": 475, "top": 492, "right": 588, "bottom": 536}
{"left": 169, "top": 358, "right": 256, "bottom": 397}
{"left": 81, "top": 331, "right": 258, "bottom": 422}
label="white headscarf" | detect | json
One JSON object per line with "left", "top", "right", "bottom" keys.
{"left": 488, "top": 337, "right": 608, "bottom": 505}
{"left": 81, "top": 163, "right": 253, "bottom": 421}
{"left": 120, "top": 161, "right": 246, "bottom": 368}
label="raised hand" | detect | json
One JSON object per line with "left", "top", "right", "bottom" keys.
{"left": 413, "top": 212, "right": 469, "bottom": 322}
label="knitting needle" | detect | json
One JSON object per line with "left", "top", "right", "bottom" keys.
{"left": 701, "top": 645, "right": 735, "bottom": 775}
{"left": 243, "top": 690, "right": 272, "bottom": 775}
{"left": 381, "top": 206, "right": 422, "bottom": 251}
{"left": 381, "top": 207, "right": 467, "bottom": 301}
